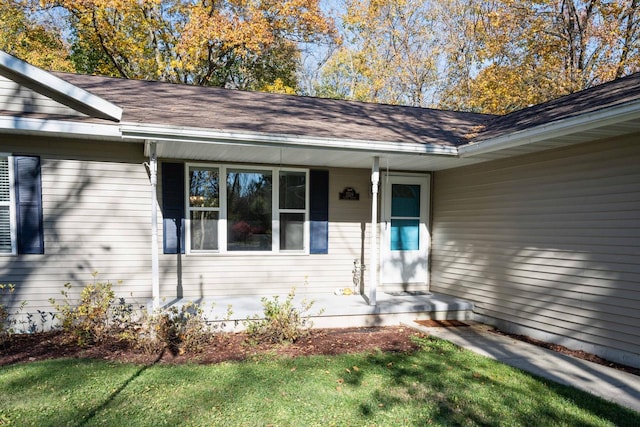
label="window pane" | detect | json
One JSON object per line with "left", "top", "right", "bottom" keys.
{"left": 391, "top": 184, "right": 420, "bottom": 217}
{"left": 189, "top": 167, "right": 219, "bottom": 207}
{"left": 190, "top": 211, "right": 219, "bottom": 251}
{"left": 390, "top": 219, "right": 419, "bottom": 251}
{"left": 227, "top": 169, "right": 272, "bottom": 251}
{"left": 280, "top": 213, "right": 304, "bottom": 250}
{"left": 280, "top": 171, "right": 306, "bottom": 209}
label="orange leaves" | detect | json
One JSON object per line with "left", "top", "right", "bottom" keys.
{"left": 33, "top": 0, "right": 335, "bottom": 90}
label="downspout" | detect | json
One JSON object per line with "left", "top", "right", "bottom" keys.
{"left": 369, "top": 157, "right": 380, "bottom": 306}
{"left": 149, "top": 141, "right": 160, "bottom": 309}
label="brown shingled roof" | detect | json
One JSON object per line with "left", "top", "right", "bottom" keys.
{"left": 45, "top": 70, "right": 640, "bottom": 149}
{"left": 52, "top": 72, "right": 492, "bottom": 147}
{"left": 473, "top": 72, "right": 640, "bottom": 142}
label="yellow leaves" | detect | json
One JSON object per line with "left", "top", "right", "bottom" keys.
{"left": 262, "top": 78, "right": 297, "bottom": 95}
{"left": 32, "top": 0, "right": 334, "bottom": 88}
{"left": 0, "top": 0, "right": 75, "bottom": 72}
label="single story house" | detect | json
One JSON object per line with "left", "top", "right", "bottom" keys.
{"left": 1, "top": 50, "right": 638, "bottom": 368}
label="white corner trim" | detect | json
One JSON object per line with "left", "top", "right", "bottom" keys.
{"left": 122, "top": 123, "right": 459, "bottom": 156}
{"left": 458, "top": 99, "right": 640, "bottom": 157}
{"left": 0, "top": 51, "right": 123, "bottom": 121}
{"left": 0, "top": 115, "right": 122, "bottom": 140}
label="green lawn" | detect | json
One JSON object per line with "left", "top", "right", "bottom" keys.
{"left": 1, "top": 336, "right": 638, "bottom": 426}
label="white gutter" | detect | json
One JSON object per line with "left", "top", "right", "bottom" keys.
{"left": 459, "top": 98, "right": 640, "bottom": 157}
{"left": 123, "top": 123, "right": 459, "bottom": 156}
{"left": 0, "top": 116, "right": 122, "bottom": 140}
{"left": 0, "top": 51, "right": 123, "bottom": 121}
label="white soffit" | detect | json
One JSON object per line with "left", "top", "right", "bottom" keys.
{"left": 0, "top": 51, "right": 122, "bottom": 122}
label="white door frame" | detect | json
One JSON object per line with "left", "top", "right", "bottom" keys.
{"left": 380, "top": 173, "right": 431, "bottom": 289}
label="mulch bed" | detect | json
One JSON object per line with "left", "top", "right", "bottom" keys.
{"left": 1, "top": 325, "right": 638, "bottom": 378}
{"left": 0, "top": 326, "right": 424, "bottom": 366}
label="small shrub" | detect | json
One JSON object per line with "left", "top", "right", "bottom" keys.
{"left": 245, "top": 288, "right": 322, "bottom": 344}
{"left": 49, "top": 273, "right": 120, "bottom": 345}
{"left": 0, "top": 284, "right": 14, "bottom": 329}
{"left": 48, "top": 274, "right": 234, "bottom": 354}
{"left": 142, "top": 302, "right": 230, "bottom": 355}
{"left": 109, "top": 297, "right": 147, "bottom": 343}
{"left": 0, "top": 284, "right": 15, "bottom": 343}
{"left": 0, "top": 284, "right": 27, "bottom": 344}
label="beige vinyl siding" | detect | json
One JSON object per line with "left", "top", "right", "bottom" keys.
{"left": 0, "top": 75, "right": 86, "bottom": 116}
{"left": 158, "top": 166, "right": 373, "bottom": 298}
{"left": 0, "top": 136, "right": 151, "bottom": 320}
{"left": 431, "top": 134, "right": 640, "bottom": 365}
{"left": 0, "top": 135, "right": 376, "bottom": 325}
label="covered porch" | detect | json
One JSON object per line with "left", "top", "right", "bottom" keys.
{"left": 166, "top": 291, "right": 474, "bottom": 329}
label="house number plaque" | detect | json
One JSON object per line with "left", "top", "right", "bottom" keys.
{"left": 339, "top": 187, "right": 360, "bottom": 200}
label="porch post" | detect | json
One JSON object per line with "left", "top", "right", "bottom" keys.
{"left": 369, "top": 156, "right": 380, "bottom": 306}
{"left": 149, "top": 141, "right": 160, "bottom": 309}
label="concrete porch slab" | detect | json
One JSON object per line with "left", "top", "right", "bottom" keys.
{"left": 159, "top": 291, "right": 474, "bottom": 329}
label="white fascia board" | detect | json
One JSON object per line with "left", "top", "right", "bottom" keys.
{"left": 121, "top": 123, "right": 459, "bottom": 156}
{"left": 0, "top": 51, "right": 122, "bottom": 122}
{"left": 0, "top": 116, "right": 122, "bottom": 140}
{"left": 458, "top": 99, "right": 640, "bottom": 157}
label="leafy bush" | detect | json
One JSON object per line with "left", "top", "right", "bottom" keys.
{"left": 49, "top": 273, "right": 138, "bottom": 345}
{"left": 139, "top": 302, "right": 232, "bottom": 355}
{"left": 1, "top": 284, "right": 15, "bottom": 344}
{"left": 1, "top": 284, "right": 28, "bottom": 344}
{"left": 152, "top": 303, "right": 208, "bottom": 355}
{"left": 245, "top": 288, "right": 322, "bottom": 344}
{"left": 0, "top": 284, "right": 14, "bottom": 330}
{"left": 48, "top": 273, "right": 235, "bottom": 354}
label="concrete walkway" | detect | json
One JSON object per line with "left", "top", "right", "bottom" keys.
{"left": 406, "top": 322, "right": 640, "bottom": 413}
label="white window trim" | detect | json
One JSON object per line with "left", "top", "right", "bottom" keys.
{"left": 0, "top": 154, "right": 17, "bottom": 256}
{"left": 185, "top": 163, "right": 309, "bottom": 255}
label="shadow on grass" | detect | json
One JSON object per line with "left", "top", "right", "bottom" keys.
{"left": 76, "top": 349, "right": 166, "bottom": 427}
{"left": 360, "top": 336, "right": 640, "bottom": 426}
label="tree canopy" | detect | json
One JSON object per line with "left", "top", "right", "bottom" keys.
{"left": 318, "top": 0, "right": 640, "bottom": 114}
{"left": 0, "top": 0, "right": 74, "bottom": 71}
{"left": 15, "top": 0, "right": 336, "bottom": 92}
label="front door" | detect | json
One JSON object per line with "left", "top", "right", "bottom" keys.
{"left": 381, "top": 174, "right": 430, "bottom": 288}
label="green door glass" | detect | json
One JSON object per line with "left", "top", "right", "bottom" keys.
{"left": 390, "top": 184, "right": 420, "bottom": 251}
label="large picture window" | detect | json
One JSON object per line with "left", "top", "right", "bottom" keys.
{"left": 186, "top": 165, "right": 308, "bottom": 254}
{"left": 227, "top": 169, "right": 273, "bottom": 251}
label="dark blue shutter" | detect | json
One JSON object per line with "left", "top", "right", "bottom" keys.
{"left": 162, "top": 162, "right": 185, "bottom": 254}
{"left": 14, "top": 156, "right": 44, "bottom": 254}
{"left": 309, "top": 169, "right": 329, "bottom": 254}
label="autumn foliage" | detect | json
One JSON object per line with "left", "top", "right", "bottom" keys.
{"left": 29, "top": 0, "right": 336, "bottom": 91}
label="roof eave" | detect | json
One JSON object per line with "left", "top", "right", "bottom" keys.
{"left": 122, "top": 122, "right": 459, "bottom": 156}
{"left": 458, "top": 98, "right": 640, "bottom": 157}
{"left": 0, "top": 51, "right": 123, "bottom": 122}
{"left": 0, "top": 115, "right": 122, "bottom": 141}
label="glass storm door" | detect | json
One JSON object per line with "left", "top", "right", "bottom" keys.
{"left": 381, "top": 175, "right": 430, "bottom": 287}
